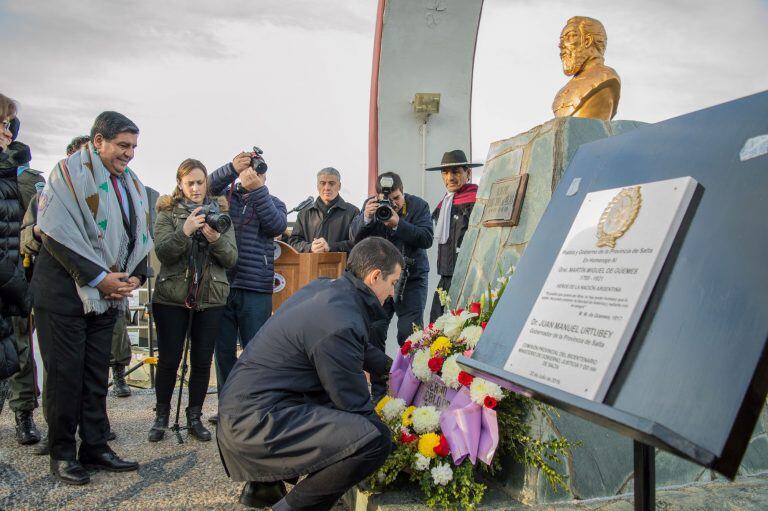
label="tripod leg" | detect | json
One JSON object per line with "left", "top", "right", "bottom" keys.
{"left": 171, "top": 310, "right": 195, "bottom": 444}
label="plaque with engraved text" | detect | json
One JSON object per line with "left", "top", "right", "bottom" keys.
{"left": 505, "top": 177, "right": 697, "bottom": 401}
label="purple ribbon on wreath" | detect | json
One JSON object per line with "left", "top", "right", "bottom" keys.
{"left": 388, "top": 350, "right": 421, "bottom": 405}
{"left": 439, "top": 387, "right": 499, "bottom": 465}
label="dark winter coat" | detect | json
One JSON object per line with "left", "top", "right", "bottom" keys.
{"left": 0, "top": 144, "right": 30, "bottom": 379}
{"left": 287, "top": 196, "right": 359, "bottom": 253}
{"left": 431, "top": 201, "right": 475, "bottom": 277}
{"left": 152, "top": 195, "right": 238, "bottom": 310}
{"left": 208, "top": 164, "right": 287, "bottom": 294}
{"left": 216, "top": 271, "right": 392, "bottom": 482}
{"left": 349, "top": 193, "right": 433, "bottom": 278}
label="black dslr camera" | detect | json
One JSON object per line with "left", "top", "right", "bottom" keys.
{"left": 250, "top": 146, "right": 268, "bottom": 174}
{"left": 195, "top": 201, "right": 232, "bottom": 235}
{"left": 375, "top": 175, "right": 395, "bottom": 222}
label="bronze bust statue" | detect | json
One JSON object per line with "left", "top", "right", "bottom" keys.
{"left": 552, "top": 16, "right": 621, "bottom": 121}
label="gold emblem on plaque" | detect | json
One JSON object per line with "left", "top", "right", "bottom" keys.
{"left": 596, "top": 186, "right": 641, "bottom": 248}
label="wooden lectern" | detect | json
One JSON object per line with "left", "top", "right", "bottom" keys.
{"left": 272, "top": 241, "right": 347, "bottom": 313}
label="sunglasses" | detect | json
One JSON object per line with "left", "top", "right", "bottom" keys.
{"left": 1, "top": 120, "right": 11, "bottom": 131}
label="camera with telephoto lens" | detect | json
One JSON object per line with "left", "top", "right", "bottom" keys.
{"left": 195, "top": 201, "right": 232, "bottom": 235}
{"left": 250, "top": 146, "right": 268, "bottom": 174}
{"left": 375, "top": 175, "right": 395, "bottom": 222}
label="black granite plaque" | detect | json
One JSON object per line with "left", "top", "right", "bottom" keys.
{"left": 459, "top": 91, "right": 768, "bottom": 479}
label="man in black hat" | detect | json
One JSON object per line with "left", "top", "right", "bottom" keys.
{"left": 427, "top": 150, "right": 482, "bottom": 322}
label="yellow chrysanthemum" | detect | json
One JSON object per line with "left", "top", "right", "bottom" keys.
{"left": 418, "top": 432, "right": 441, "bottom": 459}
{"left": 430, "top": 336, "right": 452, "bottom": 356}
{"left": 375, "top": 396, "right": 391, "bottom": 417}
{"left": 402, "top": 406, "right": 416, "bottom": 427}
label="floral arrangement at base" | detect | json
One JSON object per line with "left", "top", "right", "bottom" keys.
{"left": 368, "top": 270, "right": 579, "bottom": 510}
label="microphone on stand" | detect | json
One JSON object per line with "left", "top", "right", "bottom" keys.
{"left": 288, "top": 196, "right": 314, "bottom": 214}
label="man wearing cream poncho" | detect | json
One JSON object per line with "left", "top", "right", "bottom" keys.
{"left": 33, "top": 111, "right": 152, "bottom": 485}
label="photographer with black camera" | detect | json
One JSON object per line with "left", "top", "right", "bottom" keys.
{"left": 149, "top": 159, "right": 237, "bottom": 442}
{"left": 207, "top": 148, "right": 287, "bottom": 419}
{"left": 350, "top": 172, "right": 433, "bottom": 397}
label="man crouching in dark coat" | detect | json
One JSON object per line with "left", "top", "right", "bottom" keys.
{"left": 217, "top": 236, "right": 402, "bottom": 510}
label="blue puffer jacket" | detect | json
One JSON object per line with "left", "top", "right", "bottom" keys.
{"left": 209, "top": 164, "right": 287, "bottom": 294}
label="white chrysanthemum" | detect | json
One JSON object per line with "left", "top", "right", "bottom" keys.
{"left": 433, "top": 313, "right": 449, "bottom": 333}
{"left": 411, "top": 348, "right": 433, "bottom": 382}
{"left": 442, "top": 310, "right": 479, "bottom": 338}
{"left": 441, "top": 355, "right": 461, "bottom": 389}
{"left": 381, "top": 398, "right": 407, "bottom": 422}
{"left": 414, "top": 453, "right": 431, "bottom": 471}
{"left": 430, "top": 462, "right": 453, "bottom": 486}
{"left": 469, "top": 377, "right": 504, "bottom": 405}
{"left": 411, "top": 406, "right": 440, "bottom": 434}
{"left": 406, "top": 330, "right": 424, "bottom": 346}
{"left": 458, "top": 325, "right": 484, "bottom": 349}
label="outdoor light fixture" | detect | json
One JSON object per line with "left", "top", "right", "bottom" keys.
{"left": 413, "top": 92, "right": 441, "bottom": 114}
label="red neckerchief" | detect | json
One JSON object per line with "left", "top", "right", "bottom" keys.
{"left": 437, "top": 183, "right": 478, "bottom": 209}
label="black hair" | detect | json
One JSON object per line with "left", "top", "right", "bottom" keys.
{"left": 375, "top": 171, "right": 403, "bottom": 194}
{"left": 90, "top": 111, "right": 139, "bottom": 141}
{"left": 347, "top": 237, "right": 404, "bottom": 280}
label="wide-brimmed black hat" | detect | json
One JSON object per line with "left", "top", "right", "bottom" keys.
{"left": 425, "top": 149, "right": 484, "bottom": 171}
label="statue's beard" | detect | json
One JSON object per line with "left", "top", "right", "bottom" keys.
{"left": 561, "top": 48, "right": 589, "bottom": 76}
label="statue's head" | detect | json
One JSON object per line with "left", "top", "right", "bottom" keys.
{"left": 559, "top": 16, "right": 607, "bottom": 76}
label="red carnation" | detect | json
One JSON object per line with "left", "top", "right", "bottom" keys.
{"left": 484, "top": 396, "right": 498, "bottom": 409}
{"left": 452, "top": 308, "right": 464, "bottom": 316}
{"left": 400, "top": 432, "right": 418, "bottom": 444}
{"left": 428, "top": 356, "right": 444, "bottom": 373}
{"left": 400, "top": 340, "right": 412, "bottom": 355}
{"left": 469, "top": 302, "right": 482, "bottom": 315}
{"left": 433, "top": 434, "right": 451, "bottom": 457}
{"left": 481, "top": 321, "right": 488, "bottom": 330}
{"left": 457, "top": 371, "right": 474, "bottom": 387}
{"left": 428, "top": 323, "right": 434, "bottom": 330}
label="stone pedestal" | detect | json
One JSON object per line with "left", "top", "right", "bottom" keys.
{"left": 450, "top": 117, "right": 644, "bottom": 306}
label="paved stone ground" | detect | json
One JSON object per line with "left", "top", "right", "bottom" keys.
{"left": 0, "top": 388, "right": 344, "bottom": 511}
{"left": 4, "top": 388, "right": 767, "bottom": 511}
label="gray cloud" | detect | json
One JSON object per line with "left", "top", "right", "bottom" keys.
{"left": 2, "top": 0, "right": 372, "bottom": 64}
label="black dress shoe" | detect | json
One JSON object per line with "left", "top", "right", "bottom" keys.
{"left": 238, "top": 481, "right": 287, "bottom": 508}
{"left": 50, "top": 459, "right": 90, "bottom": 485}
{"left": 79, "top": 450, "right": 139, "bottom": 472}
{"left": 34, "top": 435, "right": 50, "bottom": 456}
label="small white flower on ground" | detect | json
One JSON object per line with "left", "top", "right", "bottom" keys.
{"left": 441, "top": 355, "right": 461, "bottom": 389}
{"left": 411, "top": 348, "right": 433, "bottom": 382}
{"left": 414, "top": 453, "right": 431, "bottom": 471}
{"left": 411, "top": 406, "right": 440, "bottom": 434}
{"left": 382, "top": 398, "right": 407, "bottom": 422}
{"left": 431, "top": 462, "right": 453, "bottom": 485}
{"left": 458, "top": 325, "right": 483, "bottom": 349}
{"left": 469, "top": 377, "right": 504, "bottom": 405}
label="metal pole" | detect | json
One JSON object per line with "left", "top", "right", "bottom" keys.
{"left": 633, "top": 440, "right": 655, "bottom": 511}
{"left": 420, "top": 116, "right": 428, "bottom": 198}
{"left": 146, "top": 271, "right": 156, "bottom": 388}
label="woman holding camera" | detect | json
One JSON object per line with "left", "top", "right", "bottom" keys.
{"left": 149, "top": 159, "right": 237, "bottom": 442}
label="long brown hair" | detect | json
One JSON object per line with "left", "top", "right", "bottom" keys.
{"left": 172, "top": 158, "right": 209, "bottom": 205}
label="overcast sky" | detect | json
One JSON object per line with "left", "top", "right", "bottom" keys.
{"left": 3, "top": 0, "right": 767, "bottom": 213}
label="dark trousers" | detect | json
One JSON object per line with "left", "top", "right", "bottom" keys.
{"left": 214, "top": 289, "right": 272, "bottom": 391}
{"left": 9, "top": 316, "right": 38, "bottom": 412}
{"left": 369, "top": 275, "right": 427, "bottom": 401}
{"left": 429, "top": 275, "right": 452, "bottom": 323}
{"left": 35, "top": 307, "right": 117, "bottom": 461}
{"left": 153, "top": 303, "right": 223, "bottom": 409}
{"left": 273, "top": 418, "right": 393, "bottom": 511}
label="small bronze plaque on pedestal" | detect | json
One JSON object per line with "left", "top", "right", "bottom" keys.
{"left": 482, "top": 174, "right": 529, "bottom": 227}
